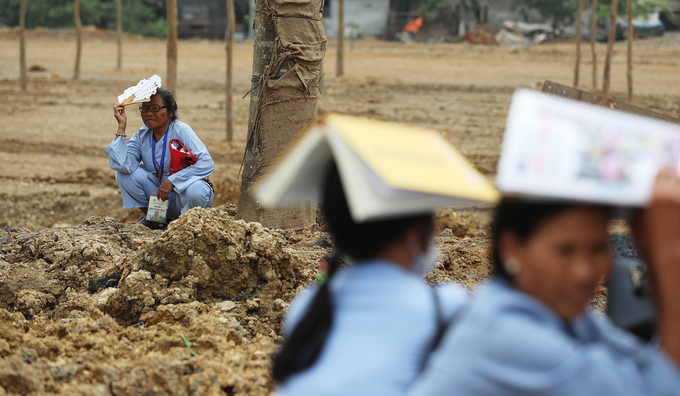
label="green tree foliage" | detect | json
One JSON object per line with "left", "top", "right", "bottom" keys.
{"left": 0, "top": 0, "right": 167, "bottom": 37}
{"left": 597, "top": 0, "right": 672, "bottom": 21}
{"left": 511, "top": 0, "right": 580, "bottom": 35}
{"left": 512, "top": 0, "right": 671, "bottom": 36}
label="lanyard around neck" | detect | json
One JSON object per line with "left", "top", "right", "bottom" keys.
{"left": 151, "top": 129, "right": 169, "bottom": 180}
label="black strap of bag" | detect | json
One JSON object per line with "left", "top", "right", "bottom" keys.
{"left": 606, "top": 258, "right": 656, "bottom": 341}
{"left": 430, "top": 286, "right": 448, "bottom": 351}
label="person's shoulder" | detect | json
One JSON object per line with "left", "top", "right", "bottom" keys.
{"left": 434, "top": 282, "right": 469, "bottom": 318}
{"left": 345, "top": 262, "right": 430, "bottom": 294}
{"left": 130, "top": 125, "right": 151, "bottom": 140}
{"left": 281, "top": 284, "right": 320, "bottom": 336}
{"left": 474, "top": 277, "right": 547, "bottom": 317}
{"left": 172, "top": 120, "right": 193, "bottom": 133}
{"left": 451, "top": 278, "right": 566, "bottom": 347}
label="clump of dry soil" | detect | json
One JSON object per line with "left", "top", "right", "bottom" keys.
{"left": 0, "top": 204, "right": 494, "bottom": 395}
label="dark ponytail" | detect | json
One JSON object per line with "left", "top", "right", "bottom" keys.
{"left": 272, "top": 249, "right": 343, "bottom": 382}
{"left": 273, "top": 163, "right": 432, "bottom": 383}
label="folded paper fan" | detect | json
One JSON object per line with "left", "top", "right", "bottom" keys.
{"left": 117, "top": 74, "right": 163, "bottom": 105}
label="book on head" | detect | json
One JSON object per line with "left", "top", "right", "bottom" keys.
{"left": 255, "top": 114, "right": 499, "bottom": 223}
{"left": 496, "top": 89, "right": 680, "bottom": 206}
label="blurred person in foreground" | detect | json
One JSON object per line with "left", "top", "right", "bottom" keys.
{"left": 409, "top": 169, "right": 680, "bottom": 395}
{"left": 106, "top": 89, "right": 214, "bottom": 229}
{"left": 272, "top": 163, "right": 468, "bottom": 396}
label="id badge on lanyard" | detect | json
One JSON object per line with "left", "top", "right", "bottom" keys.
{"left": 152, "top": 131, "right": 169, "bottom": 180}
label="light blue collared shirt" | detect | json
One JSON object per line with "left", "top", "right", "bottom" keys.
{"left": 276, "top": 260, "right": 469, "bottom": 396}
{"left": 409, "top": 277, "right": 680, "bottom": 396}
{"left": 105, "top": 120, "right": 214, "bottom": 193}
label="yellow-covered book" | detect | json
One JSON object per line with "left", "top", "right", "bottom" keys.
{"left": 256, "top": 114, "right": 499, "bottom": 223}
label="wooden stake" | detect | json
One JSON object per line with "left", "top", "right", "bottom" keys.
{"left": 603, "top": 0, "right": 618, "bottom": 97}
{"left": 574, "top": 0, "right": 584, "bottom": 87}
{"left": 19, "top": 0, "right": 27, "bottom": 92}
{"left": 337, "top": 0, "right": 344, "bottom": 77}
{"left": 591, "top": 0, "right": 598, "bottom": 91}
{"left": 166, "top": 0, "right": 178, "bottom": 94}
{"left": 73, "top": 0, "right": 82, "bottom": 80}
{"left": 117, "top": 0, "right": 123, "bottom": 70}
{"left": 626, "top": 0, "right": 633, "bottom": 102}
{"left": 226, "top": 0, "right": 235, "bottom": 142}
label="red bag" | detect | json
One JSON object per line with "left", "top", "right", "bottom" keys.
{"left": 168, "top": 139, "right": 214, "bottom": 191}
{"left": 169, "top": 139, "right": 198, "bottom": 175}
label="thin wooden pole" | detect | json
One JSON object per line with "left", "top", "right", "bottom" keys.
{"left": 19, "top": 0, "right": 27, "bottom": 92}
{"left": 626, "top": 0, "right": 633, "bottom": 102}
{"left": 226, "top": 0, "right": 235, "bottom": 142}
{"left": 166, "top": 0, "right": 178, "bottom": 94}
{"left": 337, "top": 0, "right": 344, "bottom": 77}
{"left": 574, "top": 0, "right": 584, "bottom": 87}
{"left": 73, "top": 0, "right": 82, "bottom": 80}
{"left": 603, "top": 0, "right": 618, "bottom": 97}
{"left": 591, "top": 0, "right": 598, "bottom": 91}
{"left": 117, "top": 0, "right": 123, "bottom": 70}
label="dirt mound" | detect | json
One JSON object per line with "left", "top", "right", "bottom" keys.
{"left": 435, "top": 208, "right": 492, "bottom": 238}
{"left": 431, "top": 232, "right": 494, "bottom": 289}
{"left": 0, "top": 217, "right": 153, "bottom": 315}
{"left": 98, "top": 207, "right": 313, "bottom": 330}
{"left": 0, "top": 305, "right": 278, "bottom": 395}
{"left": 137, "top": 207, "right": 302, "bottom": 300}
{"left": 463, "top": 29, "right": 500, "bottom": 45}
{"left": 0, "top": 208, "right": 332, "bottom": 395}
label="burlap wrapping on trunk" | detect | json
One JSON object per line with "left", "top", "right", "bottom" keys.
{"left": 245, "top": 0, "right": 327, "bottom": 182}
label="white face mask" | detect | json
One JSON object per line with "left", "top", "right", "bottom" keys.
{"left": 409, "top": 237, "right": 439, "bottom": 275}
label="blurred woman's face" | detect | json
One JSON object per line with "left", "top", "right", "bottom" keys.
{"left": 500, "top": 207, "right": 611, "bottom": 319}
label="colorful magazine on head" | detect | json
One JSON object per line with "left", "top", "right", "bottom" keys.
{"left": 496, "top": 90, "right": 680, "bottom": 206}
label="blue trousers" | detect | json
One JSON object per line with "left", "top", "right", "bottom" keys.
{"left": 115, "top": 168, "right": 214, "bottom": 219}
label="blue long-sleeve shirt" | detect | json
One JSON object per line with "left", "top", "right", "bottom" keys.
{"left": 276, "top": 260, "right": 469, "bottom": 396}
{"left": 104, "top": 120, "right": 214, "bottom": 193}
{"left": 409, "top": 277, "right": 680, "bottom": 396}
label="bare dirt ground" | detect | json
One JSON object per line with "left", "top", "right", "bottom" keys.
{"left": 1, "top": 27, "right": 678, "bottom": 395}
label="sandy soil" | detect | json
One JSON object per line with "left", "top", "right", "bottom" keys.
{"left": 0, "top": 27, "right": 676, "bottom": 395}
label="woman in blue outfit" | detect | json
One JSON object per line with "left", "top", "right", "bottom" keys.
{"left": 273, "top": 164, "right": 468, "bottom": 396}
{"left": 409, "top": 170, "right": 680, "bottom": 395}
{"left": 106, "top": 89, "right": 215, "bottom": 228}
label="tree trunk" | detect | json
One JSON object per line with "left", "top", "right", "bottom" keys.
{"left": 226, "top": 0, "right": 235, "bottom": 142}
{"left": 603, "top": 0, "right": 618, "bottom": 97}
{"left": 73, "top": 0, "right": 82, "bottom": 80}
{"left": 19, "top": 0, "right": 27, "bottom": 92}
{"left": 574, "top": 0, "right": 584, "bottom": 87}
{"left": 236, "top": 1, "right": 277, "bottom": 222}
{"left": 591, "top": 0, "right": 598, "bottom": 92}
{"left": 236, "top": 0, "right": 325, "bottom": 230}
{"left": 626, "top": 0, "right": 633, "bottom": 102}
{"left": 337, "top": 0, "right": 344, "bottom": 77}
{"left": 117, "top": 0, "right": 122, "bottom": 70}
{"left": 166, "top": 0, "right": 178, "bottom": 94}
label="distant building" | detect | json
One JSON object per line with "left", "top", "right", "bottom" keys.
{"left": 178, "top": 0, "right": 250, "bottom": 39}
{"left": 477, "top": 0, "right": 542, "bottom": 25}
{"left": 323, "top": 0, "right": 391, "bottom": 38}
{"left": 245, "top": 0, "right": 390, "bottom": 39}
